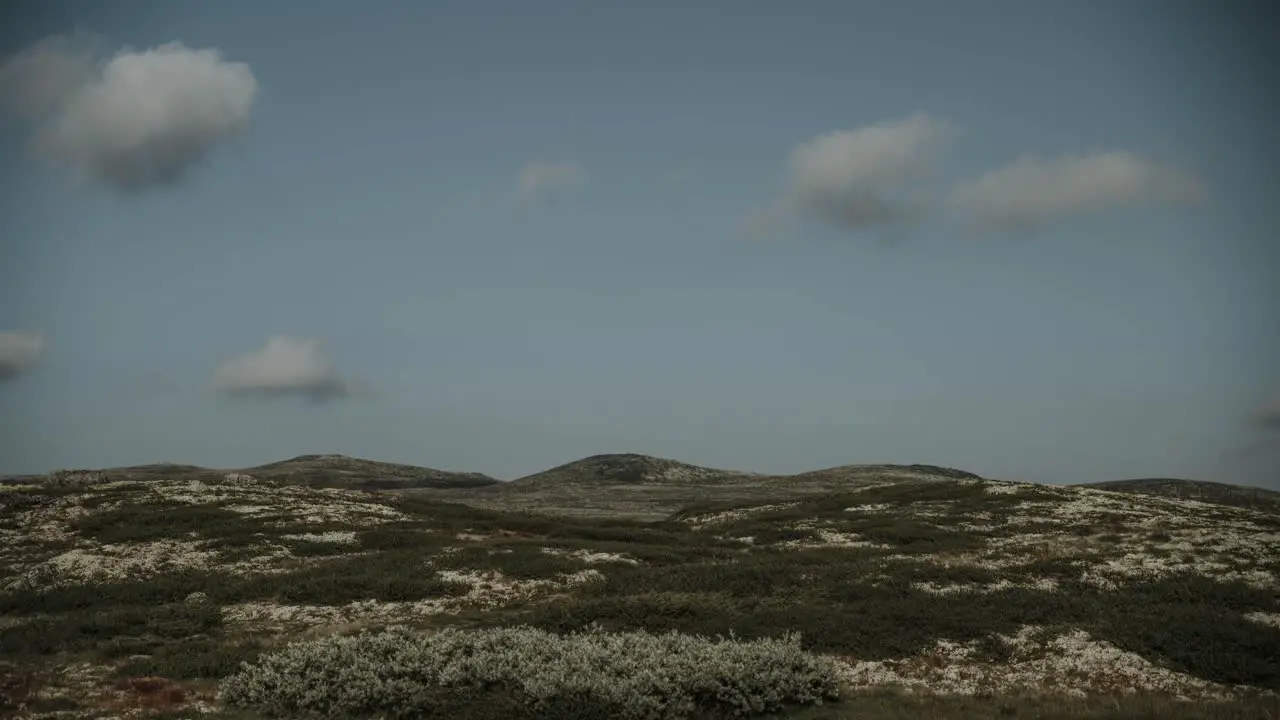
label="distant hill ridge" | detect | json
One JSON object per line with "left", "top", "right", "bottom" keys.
{"left": 239, "top": 454, "right": 501, "bottom": 490}
{"left": 6, "top": 454, "right": 1277, "bottom": 517}
{"left": 1, "top": 454, "right": 501, "bottom": 492}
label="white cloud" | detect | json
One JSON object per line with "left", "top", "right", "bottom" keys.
{"left": 949, "top": 151, "right": 1205, "bottom": 232}
{"left": 515, "top": 161, "right": 586, "bottom": 206}
{"left": 0, "top": 34, "right": 257, "bottom": 192}
{"left": 775, "top": 114, "right": 955, "bottom": 232}
{"left": 211, "top": 337, "right": 359, "bottom": 403}
{"left": 0, "top": 332, "right": 43, "bottom": 381}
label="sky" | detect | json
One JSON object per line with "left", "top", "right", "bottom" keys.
{"left": 0, "top": 0, "right": 1277, "bottom": 487}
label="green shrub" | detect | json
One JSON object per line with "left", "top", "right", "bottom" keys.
{"left": 0, "top": 602, "right": 221, "bottom": 657}
{"left": 220, "top": 625, "right": 840, "bottom": 720}
{"left": 69, "top": 502, "right": 269, "bottom": 545}
{"left": 265, "top": 550, "right": 467, "bottom": 604}
{"left": 0, "top": 571, "right": 222, "bottom": 614}
{"left": 429, "top": 543, "right": 586, "bottom": 580}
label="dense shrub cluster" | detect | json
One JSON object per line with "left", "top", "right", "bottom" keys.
{"left": 43, "top": 470, "right": 110, "bottom": 488}
{"left": 219, "top": 625, "right": 840, "bottom": 719}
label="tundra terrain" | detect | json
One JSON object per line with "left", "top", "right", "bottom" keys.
{"left": 1, "top": 454, "right": 1278, "bottom": 719}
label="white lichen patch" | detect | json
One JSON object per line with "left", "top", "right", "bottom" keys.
{"left": 911, "top": 578, "right": 1059, "bottom": 595}
{"left": 4, "top": 539, "right": 304, "bottom": 591}
{"left": 222, "top": 569, "right": 605, "bottom": 631}
{"left": 984, "top": 481, "right": 1032, "bottom": 495}
{"left": 4, "top": 540, "right": 218, "bottom": 590}
{"left": 866, "top": 483, "right": 1280, "bottom": 591}
{"left": 145, "top": 477, "right": 411, "bottom": 528}
{"left": 1244, "top": 611, "right": 1280, "bottom": 629}
{"left": 282, "top": 531, "right": 358, "bottom": 545}
{"left": 224, "top": 504, "right": 275, "bottom": 516}
{"left": 682, "top": 502, "right": 801, "bottom": 528}
{"left": 540, "top": 547, "right": 640, "bottom": 565}
{"left": 833, "top": 625, "right": 1254, "bottom": 701}
{"left": 221, "top": 472, "right": 260, "bottom": 486}
{"left": 844, "top": 503, "right": 894, "bottom": 513}
{"left": 781, "top": 528, "right": 878, "bottom": 550}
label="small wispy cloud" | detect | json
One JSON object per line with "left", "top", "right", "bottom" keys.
{"left": 515, "top": 161, "right": 586, "bottom": 206}
{"left": 948, "top": 151, "right": 1204, "bottom": 233}
{"left": 211, "top": 337, "right": 360, "bottom": 403}
{"left": 0, "top": 331, "right": 43, "bottom": 381}
{"left": 0, "top": 33, "right": 257, "bottom": 192}
{"left": 758, "top": 114, "right": 955, "bottom": 235}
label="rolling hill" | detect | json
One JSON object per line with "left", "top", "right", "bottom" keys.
{"left": 427, "top": 454, "right": 993, "bottom": 519}
{"left": 240, "top": 454, "right": 501, "bottom": 491}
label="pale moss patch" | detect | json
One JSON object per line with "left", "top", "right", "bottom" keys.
{"left": 864, "top": 483, "right": 1280, "bottom": 591}
{"left": 682, "top": 502, "right": 801, "bottom": 528}
{"left": 282, "top": 531, "right": 358, "bottom": 545}
{"left": 4, "top": 538, "right": 304, "bottom": 591}
{"left": 1244, "top": 611, "right": 1280, "bottom": 629}
{"left": 843, "top": 503, "right": 894, "bottom": 513}
{"left": 911, "top": 577, "right": 1059, "bottom": 595}
{"left": 781, "top": 527, "right": 879, "bottom": 550}
{"left": 833, "top": 625, "right": 1264, "bottom": 701}
{"left": 222, "top": 569, "right": 605, "bottom": 632}
{"left": 984, "top": 482, "right": 1032, "bottom": 495}
{"left": 540, "top": 547, "right": 640, "bottom": 565}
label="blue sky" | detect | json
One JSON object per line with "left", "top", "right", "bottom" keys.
{"left": 1, "top": 0, "right": 1277, "bottom": 487}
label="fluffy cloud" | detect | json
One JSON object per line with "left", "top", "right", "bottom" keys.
{"left": 778, "top": 114, "right": 955, "bottom": 232}
{"left": 211, "top": 337, "right": 358, "bottom": 403}
{"left": 0, "top": 33, "right": 257, "bottom": 192}
{"left": 949, "top": 151, "right": 1204, "bottom": 232}
{"left": 0, "top": 332, "right": 43, "bottom": 381}
{"left": 515, "top": 161, "right": 586, "bottom": 206}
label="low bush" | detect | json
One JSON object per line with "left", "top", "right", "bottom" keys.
{"left": 220, "top": 624, "right": 840, "bottom": 720}
{"left": 69, "top": 502, "right": 270, "bottom": 546}
{"left": 0, "top": 602, "right": 221, "bottom": 657}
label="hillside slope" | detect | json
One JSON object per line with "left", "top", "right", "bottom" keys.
{"left": 238, "top": 454, "right": 500, "bottom": 490}
{"left": 1073, "top": 478, "right": 1280, "bottom": 515}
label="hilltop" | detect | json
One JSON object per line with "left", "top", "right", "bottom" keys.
{"left": 1072, "top": 478, "right": 1280, "bottom": 515}
{"left": 2, "top": 457, "right": 1278, "bottom": 718}
{"left": 240, "top": 454, "right": 501, "bottom": 491}
{"left": 430, "top": 454, "right": 993, "bottom": 520}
